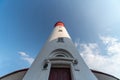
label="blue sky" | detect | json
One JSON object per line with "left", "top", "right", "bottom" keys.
{"left": 0, "top": 0, "right": 120, "bottom": 79}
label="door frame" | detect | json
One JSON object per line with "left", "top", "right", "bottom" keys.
{"left": 47, "top": 60, "right": 75, "bottom": 80}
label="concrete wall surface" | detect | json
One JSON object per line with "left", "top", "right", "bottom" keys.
{"left": 0, "top": 69, "right": 27, "bottom": 80}
{"left": 0, "top": 69, "right": 119, "bottom": 80}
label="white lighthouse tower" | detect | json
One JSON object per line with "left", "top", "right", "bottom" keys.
{"left": 22, "top": 21, "right": 98, "bottom": 80}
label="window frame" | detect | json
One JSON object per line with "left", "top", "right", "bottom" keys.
{"left": 58, "top": 37, "right": 64, "bottom": 42}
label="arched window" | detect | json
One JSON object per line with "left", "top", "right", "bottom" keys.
{"left": 49, "top": 49, "right": 73, "bottom": 58}
{"left": 56, "top": 54, "right": 65, "bottom": 57}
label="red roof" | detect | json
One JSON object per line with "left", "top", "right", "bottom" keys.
{"left": 54, "top": 21, "right": 64, "bottom": 27}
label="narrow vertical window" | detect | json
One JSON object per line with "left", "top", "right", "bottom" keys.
{"left": 58, "top": 37, "right": 64, "bottom": 42}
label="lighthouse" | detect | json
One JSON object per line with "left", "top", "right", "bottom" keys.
{"left": 22, "top": 21, "right": 98, "bottom": 80}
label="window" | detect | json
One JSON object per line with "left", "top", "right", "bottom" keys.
{"left": 56, "top": 54, "right": 65, "bottom": 57}
{"left": 58, "top": 30, "right": 62, "bottom": 32}
{"left": 58, "top": 37, "right": 64, "bottom": 42}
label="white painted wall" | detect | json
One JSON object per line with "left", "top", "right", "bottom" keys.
{"left": 23, "top": 23, "right": 98, "bottom": 80}
{"left": 1, "top": 23, "right": 119, "bottom": 80}
{"left": 1, "top": 69, "right": 119, "bottom": 80}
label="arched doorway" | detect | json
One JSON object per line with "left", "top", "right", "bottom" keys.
{"left": 48, "top": 49, "right": 74, "bottom": 80}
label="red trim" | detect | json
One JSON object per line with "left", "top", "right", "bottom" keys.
{"left": 54, "top": 21, "right": 64, "bottom": 27}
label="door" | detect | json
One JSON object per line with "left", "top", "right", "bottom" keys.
{"left": 49, "top": 68, "right": 71, "bottom": 80}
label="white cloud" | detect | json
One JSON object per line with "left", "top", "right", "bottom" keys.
{"left": 18, "top": 52, "right": 34, "bottom": 64}
{"left": 75, "top": 36, "right": 120, "bottom": 79}
{"left": 100, "top": 36, "right": 120, "bottom": 55}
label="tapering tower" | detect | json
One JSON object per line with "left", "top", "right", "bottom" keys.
{"left": 22, "top": 21, "right": 98, "bottom": 80}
